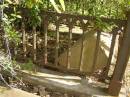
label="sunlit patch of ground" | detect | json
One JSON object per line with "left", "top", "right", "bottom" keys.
{"left": 119, "top": 61, "right": 130, "bottom": 97}
{"left": 0, "top": 86, "right": 40, "bottom": 97}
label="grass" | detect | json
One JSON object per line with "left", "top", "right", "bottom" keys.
{"left": 20, "top": 60, "right": 36, "bottom": 72}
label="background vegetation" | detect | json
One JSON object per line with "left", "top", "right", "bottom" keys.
{"left": 1, "top": 0, "right": 129, "bottom": 43}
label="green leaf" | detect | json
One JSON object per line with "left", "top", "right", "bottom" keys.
{"left": 59, "top": 0, "right": 65, "bottom": 11}
{"left": 0, "top": 4, "right": 9, "bottom": 8}
{"left": 16, "top": 15, "right": 22, "bottom": 18}
{"left": 49, "top": 0, "right": 61, "bottom": 13}
{"left": 5, "top": 0, "right": 12, "bottom": 4}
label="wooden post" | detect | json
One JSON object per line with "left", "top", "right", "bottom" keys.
{"left": 33, "top": 26, "right": 37, "bottom": 62}
{"left": 22, "top": 22, "right": 27, "bottom": 58}
{"left": 100, "top": 28, "right": 118, "bottom": 81}
{"left": 79, "top": 27, "right": 85, "bottom": 71}
{"left": 67, "top": 19, "right": 73, "bottom": 69}
{"left": 91, "top": 31, "right": 101, "bottom": 73}
{"left": 108, "top": 12, "right": 130, "bottom": 96}
{"left": 105, "top": 29, "right": 118, "bottom": 76}
{"left": 79, "top": 23, "right": 87, "bottom": 71}
{"left": 55, "top": 17, "right": 60, "bottom": 66}
{"left": 43, "top": 15, "right": 48, "bottom": 65}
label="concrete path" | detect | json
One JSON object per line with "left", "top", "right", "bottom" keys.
{"left": 0, "top": 86, "right": 40, "bottom": 97}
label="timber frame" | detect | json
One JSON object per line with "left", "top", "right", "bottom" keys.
{"left": 21, "top": 11, "right": 130, "bottom": 96}
{"left": 1, "top": 9, "right": 130, "bottom": 96}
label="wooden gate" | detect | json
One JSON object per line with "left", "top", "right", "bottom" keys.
{"left": 45, "top": 12, "right": 122, "bottom": 74}
{"left": 10, "top": 10, "right": 130, "bottom": 96}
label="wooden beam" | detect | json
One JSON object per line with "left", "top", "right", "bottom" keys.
{"left": 108, "top": 12, "right": 130, "bottom": 96}
{"left": 42, "top": 11, "right": 126, "bottom": 26}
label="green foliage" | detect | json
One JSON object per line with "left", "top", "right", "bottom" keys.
{"left": 1, "top": 0, "right": 130, "bottom": 43}
{"left": 0, "top": 0, "right": 21, "bottom": 44}
{"left": 50, "top": 0, "right": 61, "bottom": 13}
{"left": 64, "top": 0, "right": 129, "bottom": 19}
{"left": 21, "top": 0, "right": 42, "bottom": 27}
{"left": 62, "top": 0, "right": 129, "bottom": 32}
{"left": 49, "top": 0, "right": 65, "bottom": 13}
{"left": 59, "top": 0, "right": 65, "bottom": 11}
{"left": 94, "top": 18, "right": 117, "bottom": 32}
{"left": 2, "top": 14, "right": 21, "bottom": 44}
{"left": 21, "top": 0, "right": 65, "bottom": 27}
{"left": 0, "top": 0, "right": 65, "bottom": 45}
{"left": 20, "top": 60, "right": 36, "bottom": 72}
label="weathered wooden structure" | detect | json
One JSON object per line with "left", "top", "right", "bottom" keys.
{"left": 20, "top": 11, "right": 130, "bottom": 96}
{"left": 1, "top": 10, "right": 130, "bottom": 96}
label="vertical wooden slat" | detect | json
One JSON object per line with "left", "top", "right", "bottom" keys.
{"left": 100, "top": 29, "right": 118, "bottom": 80}
{"left": 43, "top": 15, "right": 48, "bottom": 65}
{"left": 91, "top": 31, "right": 101, "bottom": 73}
{"left": 105, "top": 31, "right": 118, "bottom": 76}
{"left": 33, "top": 26, "right": 37, "bottom": 62}
{"left": 79, "top": 26, "right": 86, "bottom": 71}
{"left": 67, "top": 19, "right": 73, "bottom": 69}
{"left": 55, "top": 17, "right": 60, "bottom": 66}
{"left": 22, "top": 22, "right": 26, "bottom": 58}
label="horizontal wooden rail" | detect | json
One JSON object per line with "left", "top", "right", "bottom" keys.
{"left": 42, "top": 11, "right": 127, "bottom": 26}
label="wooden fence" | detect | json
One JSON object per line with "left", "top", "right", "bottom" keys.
{"left": 3, "top": 10, "right": 130, "bottom": 96}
